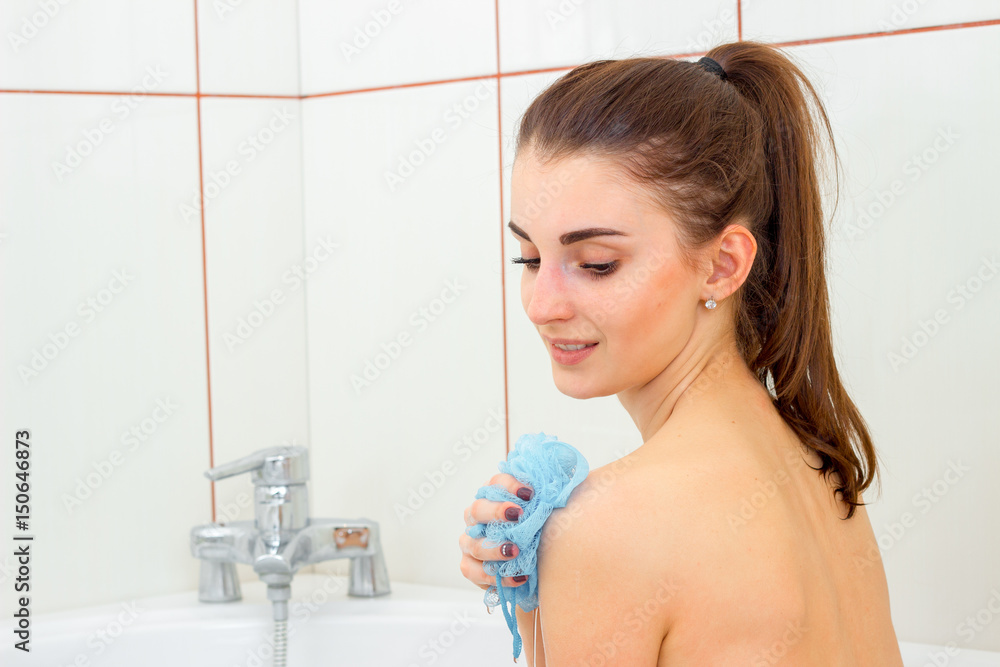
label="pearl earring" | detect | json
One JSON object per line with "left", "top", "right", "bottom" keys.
{"left": 705, "top": 296, "right": 717, "bottom": 309}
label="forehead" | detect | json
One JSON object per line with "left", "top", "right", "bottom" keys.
{"left": 512, "top": 149, "right": 627, "bottom": 198}
{"left": 510, "top": 149, "right": 666, "bottom": 235}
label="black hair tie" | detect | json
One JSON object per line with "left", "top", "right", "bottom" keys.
{"left": 696, "top": 56, "right": 728, "bottom": 81}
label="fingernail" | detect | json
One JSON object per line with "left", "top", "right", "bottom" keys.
{"left": 505, "top": 507, "right": 521, "bottom": 521}
{"left": 513, "top": 575, "right": 527, "bottom": 582}
{"left": 501, "top": 542, "right": 517, "bottom": 558}
{"left": 517, "top": 487, "right": 533, "bottom": 501}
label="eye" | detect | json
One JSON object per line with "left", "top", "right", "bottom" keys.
{"left": 581, "top": 261, "right": 620, "bottom": 278}
{"left": 510, "top": 256, "right": 539, "bottom": 270}
{"left": 510, "top": 257, "right": 620, "bottom": 279}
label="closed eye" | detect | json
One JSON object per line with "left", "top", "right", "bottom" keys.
{"left": 510, "top": 257, "right": 620, "bottom": 279}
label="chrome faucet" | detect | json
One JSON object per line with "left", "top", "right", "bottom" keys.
{"left": 190, "top": 445, "right": 391, "bottom": 619}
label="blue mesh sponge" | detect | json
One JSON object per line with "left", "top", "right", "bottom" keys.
{"left": 465, "top": 432, "right": 589, "bottom": 659}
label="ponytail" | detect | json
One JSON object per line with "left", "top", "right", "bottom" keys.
{"left": 709, "top": 42, "right": 880, "bottom": 519}
{"left": 515, "top": 40, "right": 881, "bottom": 519}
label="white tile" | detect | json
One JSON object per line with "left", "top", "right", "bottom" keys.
{"left": 744, "top": 0, "right": 1000, "bottom": 43}
{"left": 196, "top": 0, "right": 301, "bottom": 96}
{"left": 298, "top": 0, "right": 496, "bottom": 95}
{"left": 784, "top": 28, "right": 1000, "bottom": 646}
{"left": 301, "top": 79, "right": 505, "bottom": 588}
{"left": 500, "top": 72, "right": 643, "bottom": 471}
{"left": 196, "top": 98, "right": 310, "bottom": 525}
{"left": 0, "top": 93, "right": 209, "bottom": 614}
{"left": 0, "top": 0, "right": 196, "bottom": 92}
{"left": 498, "top": 0, "right": 739, "bottom": 74}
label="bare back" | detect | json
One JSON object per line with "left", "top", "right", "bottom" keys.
{"left": 522, "top": 381, "right": 903, "bottom": 666}
{"left": 634, "top": 387, "right": 903, "bottom": 666}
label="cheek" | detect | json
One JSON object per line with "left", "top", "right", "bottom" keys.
{"left": 607, "top": 263, "right": 687, "bottom": 339}
{"left": 649, "top": 264, "right": 687, "bottom": 311}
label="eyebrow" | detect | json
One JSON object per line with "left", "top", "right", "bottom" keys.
{"left": 507, "top": 221, "right": 628, "bottom": 245}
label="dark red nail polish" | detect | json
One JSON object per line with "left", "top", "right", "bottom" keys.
{"left": 517, "top": 487, "right": 533, "bottom": 501}
{"left": 505, "top": 507, "right": 521, "bottom": 521}
{"left": 513, "top": 575, "right": 527, "bottom": 582}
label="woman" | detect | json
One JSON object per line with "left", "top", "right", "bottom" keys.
{"left": 458, "top": 40, "right": 903, "bottom": 665}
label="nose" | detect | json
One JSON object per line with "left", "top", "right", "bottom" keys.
{"left": 523, "top": 260, "right": 574, "bottom": 325}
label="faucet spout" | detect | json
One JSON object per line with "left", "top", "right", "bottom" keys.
{"left": 190, "top": 447, "right": 391, "bottom": 605}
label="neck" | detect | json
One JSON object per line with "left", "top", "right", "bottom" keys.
{"left": 616, "top": 319, "right": 763, "bottom": 444}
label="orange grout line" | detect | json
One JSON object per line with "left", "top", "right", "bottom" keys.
{"left": 737, "top": 0, "right": 742, "bottom": 41}
{"left": 192, "top": 0, "right": 217, "bottom": 524}
{"left": 772, "top": 17, "right": 1000, "bottom": 47}
{"left": 500, "top": 64, "right": 578, "bottom": 78}
{"left": 0, "top": 89, "right": 298, "bottom": 98}
{"left": 193, "top": 92, "right": 300, "bottom": 99}
{"left": 3, "top": 15, "right": 996, "bottom": 103}
{"left": 0, "top": 89, "right": 199, "bottom": 97}
{"left": 494, "top": 0, "right": 510, "bottom": 458}
{"left": 300, "top": 72, "right": 497, "bottom": 98}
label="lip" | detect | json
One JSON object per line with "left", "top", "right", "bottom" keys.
{"left": 545, "top": 339, "right": 599, "bottom": 365}
{"left": 544, "top": 337, "right": 599, "bottom": 346}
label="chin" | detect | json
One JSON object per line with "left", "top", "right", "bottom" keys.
{"left": 551, "top": 372, "right": 615, "bottom": 400}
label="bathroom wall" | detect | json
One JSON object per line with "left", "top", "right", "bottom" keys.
{"left": 2, "top": 0, "right": 999, "bottom": 652}
{"left": 0, "top": 0, "right": 309, "bottom": 621}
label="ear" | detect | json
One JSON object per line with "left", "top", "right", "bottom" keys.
{"left": 703, "top": 222, "right": 757, "bottom": 301}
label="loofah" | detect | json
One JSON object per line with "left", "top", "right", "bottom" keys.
{"left": 465, "top": 432, "right": 589, "bottom": 659}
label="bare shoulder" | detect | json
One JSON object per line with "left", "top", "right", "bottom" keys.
{"left": 571, "top": 424, "right": 819, "bottom": 614}
{"left": 535, "top": 441, "right": 732, "bottom": 607}
{"left": 614, "top": 421, "right": 811, "bottom": 576}
{"left": 529, "top": 458, "right": 683, "bottom": 665}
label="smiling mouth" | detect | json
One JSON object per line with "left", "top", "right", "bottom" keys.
{"left": 553, "top": 342, "right": 598, "bottom": 351}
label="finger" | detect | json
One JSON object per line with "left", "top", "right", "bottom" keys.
{"left": 466, "top": 497, "right": 524, "bottom": 526}
{"left": 459, "top": 553, "right": 529, "bottom": 588}
{"left": 487, "top": 472, "right": 535, "bottom": 501}
{"left": 499, "top": 575, "right": 528, "bottom": 587}
{"left": 459, "top": 531, "right": 520, "bottom": 562}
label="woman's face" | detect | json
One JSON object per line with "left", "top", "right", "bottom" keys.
{"left": 509, "top": 148, "right": 710, "bottom": 400}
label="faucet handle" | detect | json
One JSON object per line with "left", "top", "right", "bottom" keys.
{"left": 204, "top": 446, "right": 309, "bottom": 485}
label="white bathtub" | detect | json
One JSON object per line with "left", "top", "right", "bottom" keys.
{"left": 0, "top": 573, "right": 513, "bottom": 666}
{"left": 1, "top": 573, "right": 998, "bottom": 666}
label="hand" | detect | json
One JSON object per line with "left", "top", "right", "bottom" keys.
{"left": 458, "top": 473, "right": 535, "bottom": 590}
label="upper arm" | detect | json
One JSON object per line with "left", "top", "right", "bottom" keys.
{"left": 531, "top": 470, "right": 679, "bottom": 666}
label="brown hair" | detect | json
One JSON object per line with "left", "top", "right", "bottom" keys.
{"left": 514, "top": 41, "right": 881, "bottom": 519}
